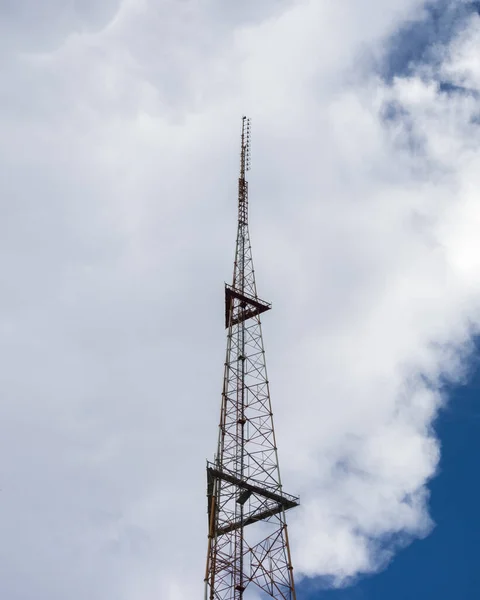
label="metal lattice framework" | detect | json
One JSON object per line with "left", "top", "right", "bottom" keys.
{"left": 204, "top": 117, "right": 299, "bottom": 600}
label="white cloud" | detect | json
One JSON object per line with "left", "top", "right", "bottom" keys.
{"left": 0, "top": 0, "right": 479, "bottom": 597}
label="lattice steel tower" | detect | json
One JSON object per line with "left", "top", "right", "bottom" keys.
{"left": 204, "top": 118, "right": 299, "bottom": 599}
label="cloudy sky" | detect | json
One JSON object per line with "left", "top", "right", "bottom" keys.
{"left": 1, "top": 0, "right": 480, "bottom": 598}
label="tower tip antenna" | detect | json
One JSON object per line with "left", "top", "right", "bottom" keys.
{"left": 241, "top": 116, "right": 251, "bottom": 174}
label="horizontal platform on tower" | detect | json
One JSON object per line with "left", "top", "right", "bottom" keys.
{"left": 207, "top": 465, "right": 299, "bottom": 535}
{"left": 225, "top": 284, "right": 271, "bottom": 328}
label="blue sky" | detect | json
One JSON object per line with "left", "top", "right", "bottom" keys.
{"left": 381, "top": 0, "right": 478, "bottom": 80}
{"left": 299, "top": 3, "right": 480, "bottom": 597}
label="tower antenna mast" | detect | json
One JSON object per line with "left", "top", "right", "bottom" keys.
{"left": 205, "top": 117, "right": 299, "bottom": 599}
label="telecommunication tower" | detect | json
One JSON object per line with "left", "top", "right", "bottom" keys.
{"left": 204, "top": 117, "right": 299, "bottom": 599}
